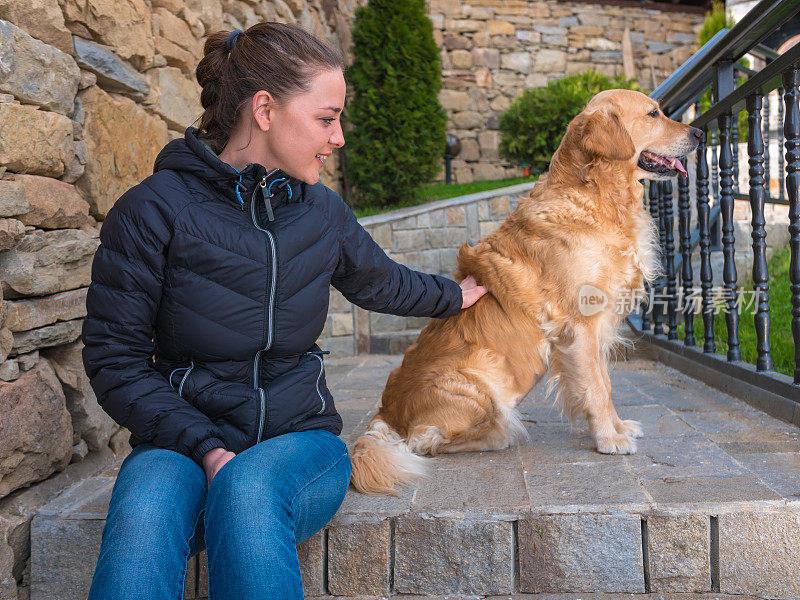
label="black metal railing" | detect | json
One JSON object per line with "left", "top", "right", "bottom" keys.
{"left": 629, "top": 0, "right": 800, "bottom": 400}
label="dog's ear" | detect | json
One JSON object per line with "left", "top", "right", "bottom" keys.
{"left": 579, "top": 109, "right": 635, "bottom": 161}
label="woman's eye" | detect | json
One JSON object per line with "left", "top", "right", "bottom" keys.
{"left": 649, "top": 109, "right": 659, "bottom": 118}
{"left": 321, "top": 118, "right": 335, "bottom": 125}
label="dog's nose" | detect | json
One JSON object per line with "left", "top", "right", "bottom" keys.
{"left": 691, "top": 128, "right": 703, "bottom": 139}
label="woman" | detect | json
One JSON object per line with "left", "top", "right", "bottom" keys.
{"left": 81, "top": 22, "right": 487, "bottom": 600}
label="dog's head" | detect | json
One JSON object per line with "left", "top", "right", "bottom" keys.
{"left": 567, "top": 89, "right": 702, "bottom": 180}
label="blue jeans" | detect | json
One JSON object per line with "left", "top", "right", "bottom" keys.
{"left": 87, "top": 429, "right": 351, "bottom": 600}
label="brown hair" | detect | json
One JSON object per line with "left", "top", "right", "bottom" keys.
{"left": 195, "top": 22, "right": 343, "bottom": 154}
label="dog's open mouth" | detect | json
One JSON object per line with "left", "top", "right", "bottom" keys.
{"left": 638, "top": 151, "right": 688, "bottom": 178}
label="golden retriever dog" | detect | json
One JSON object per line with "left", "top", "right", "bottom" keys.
{"left": 350, "top": 89, "right": 702, "bottom": 496}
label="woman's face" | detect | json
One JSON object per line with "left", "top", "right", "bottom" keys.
{"left": 262, "top": 68, "right": 346, "bottom": 185}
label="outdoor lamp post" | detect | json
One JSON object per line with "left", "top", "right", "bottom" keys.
{"left": 445, "top": 134, "right": 461, "bottom": 185}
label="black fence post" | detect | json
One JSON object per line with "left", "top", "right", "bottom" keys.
{"left": 650, "top": 181, "right": 664, "bottom": 335}
{"left": 782, "top": 68, "right": 800, "bottom": 385}
{"left": 662, "top": 180, "right": 678, "bottom": 339}
{"left": 747, "top": 92, "right": 774, "bottom": 372}
{"left": 716, "top": 59, "right": 742, "bottom": 361}
{"left": 697, "top": 128, "right": 716, "bottom": 353}
{"left": 678, "top": 156, "right": 695, "bottom": 346}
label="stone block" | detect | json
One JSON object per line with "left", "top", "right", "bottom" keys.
{"left": 719, "top": 510, "right": 800, "bottom": 598}
{"left": 519, "top": 513, "right": 645, "bottom": 593}
{"left": 393, "top": 229, "right": 427, "bottom": 252}
{"left": 439, "top": 89, "right": 471, "bottom": 112}
{"left": 60, "top": 0, "right": 154, "bottom": 71}
{"left": 330, "top": 312, "right": 354, "bottom": 337}
{"left": 647, "top": 514, "right": 710, "bottom": 592}
{"left": 297, "top": 530, "right": 324, "bottom": 596}
{"left": 371, "top": 223, "right": 391, "bottom": 248}
{"left": 534, "top": 48, "right": 567, "bottom": 72}
{"left": 394, "top": 516, "right": 514, "bottom": 595}
{"left": 77, "top": 85, "right": 168, "bottom": 217}
{"left": 445, "top": 227, "right": 467, "bottom": 247}
{"left": 0, "top": 0, "right": 72, "bottom": 54}
{"left": 10, "top": 174, "right": 90, "bottom": 230}
{"left": 450, "top": 49, "right": 472, "bottom": 70}
{"left": 488, "top": 20, "right": 514, "bottom": 35}
{"left": 328, "top": 521, "right": 390, "bottom": 596}
{"left": 393, "top": 215, "right": 417, "bottom": 230}
{"left": 472, "top": 47, "right": 500, "bottom": 68}
{"left": 0, "top": 179, "right": 29, "bottom": 218}
{"left": 0, "top": 20, "right": 80, "bottom": 116}
{"left": 5, "top": 289, "right": 87, "bottom": 332}
{"left": 0, "top": 359, "right": 72, "bottom": 498}
{"left": 146, "top": 66, "right": 202, "bottom": 130}
{"left": 452, "top": 110, "right": 483, "bottom": 129}
{"left": 0, "top": 101, "right": 74, "bottom": 178}
{"left": 0, "top": 228, "right": 98, "bottom": 299}
{"left": 479, "top": 220, "right": 502, "bottom": 238}
{"left": 73, "top": 37, "right": 149, "bottom": 101}
{"left": 420, "top": 249, "right": 441, "bottom": 273}
{"left": 0, "top": 217, "right": 24, "bottom": 251}
{"left": 11, "top": 319, "right": 83, "bottom": 356}
{"left": 44, "top": 340, "right": 117, "bottom": 450}
{"left": 446, "top": 206, "right": 466, "bottom": 226}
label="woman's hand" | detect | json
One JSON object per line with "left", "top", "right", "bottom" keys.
{"left": 459, "top": 275, "right": 488, "bottom": 309}
{"left": 202, "top": 447, "right": 237, "bottom": 488}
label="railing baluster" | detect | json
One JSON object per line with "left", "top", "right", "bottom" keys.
{"left": 641, "top": 187, "right": 652, "bottom": 332}
{"left": 747, "top": 92, "right": 773, "bottom": 372}
{"left": 711, "top": 129, "right": 720, "bottom": 204}
{"left": 678, "top": 156, "right": 695, "bottom": 346}
{"left": 697, "top": 128, "right": 716, "bottom": 353}
{"left": 650, "top": 180, "right": 664, "bottom": 335}
{"left": 662, "top": 180, "right": 678, "bottom": 339}
{"left": 765, "top": 90, "right": 771, "bottom": 196}
{"left": 782, "top": 68, "right": 800, "bottom": 385}
{"left": 719, "top": 110, "right": 742, "bottom": 361}
{"left": 778, "top": 87, "right": 786, "bottom": 203}
{"left": 732, "top": 114, "right": 740, "bottom": 193}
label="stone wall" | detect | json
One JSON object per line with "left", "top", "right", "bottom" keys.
{"left": 431, "top": 0, "right": 705, "bottom": 183}
{"left": 0, "top": 2, "right": 362, "bottom": 598}
{"left": 317, "top": 183, "right": 534, "bottom": 356}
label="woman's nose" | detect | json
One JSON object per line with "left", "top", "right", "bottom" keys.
{"left": 330, "top": 123, "right": 345, "bottom": 148}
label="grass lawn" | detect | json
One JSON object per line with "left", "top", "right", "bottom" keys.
{"left": 352, "top": 176, "right": 536, "bottom": 219}
{"left": 677, "top": 244, "right": 796, "bottom": 378}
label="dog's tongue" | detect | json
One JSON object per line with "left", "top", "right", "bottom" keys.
{"left": 671, "top": 157, "right": 687, "bottom": 179}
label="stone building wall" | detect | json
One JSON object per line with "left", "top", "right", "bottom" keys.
{"left": 431, "top": 0, "right": 705, "bottom": 183}
{"left": 0, "top": 2, "right": 362, "bottom": 599}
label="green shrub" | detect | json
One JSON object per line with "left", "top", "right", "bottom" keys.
{"left": 343, "top": 0, "right": 446, "bottom": 209}
{"left": 498, "top": 70, "right": 640, "bottom": 173}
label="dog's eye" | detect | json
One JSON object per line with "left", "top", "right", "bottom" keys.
{"left": 648, "top": 109, "right": 660, "bottom": 118}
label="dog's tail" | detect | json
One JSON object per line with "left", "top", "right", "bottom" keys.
{"left": 350, "top": 417, "right": 429, "bottom": 496}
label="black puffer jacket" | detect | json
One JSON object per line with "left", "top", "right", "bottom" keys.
{"left": 81, "top": 127, "right": 463, "bottom": 466}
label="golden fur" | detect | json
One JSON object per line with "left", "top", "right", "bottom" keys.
{"left": 350, "top": 89, "right": 701, "bottom": 496}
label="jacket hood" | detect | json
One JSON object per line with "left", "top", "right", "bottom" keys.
{"left": 153, "top": 127, "right": 302, "bottom": 209}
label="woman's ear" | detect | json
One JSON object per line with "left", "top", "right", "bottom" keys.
{"left": 579, "top": 108, "right": 636, "bottom": 161}
{"left": 253, "top": 90, "right": 276, "bottom": 132}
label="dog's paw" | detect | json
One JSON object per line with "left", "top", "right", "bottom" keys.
{"left": 617, "top": 419, "right": 643, "bottom": 439}
{"left": 595, "top": 432, "right": 637, "bottom": 455}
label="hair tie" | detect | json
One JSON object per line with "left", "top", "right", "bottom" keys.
{"left": 226, "top": 29, "right": 242, "bottom": 53}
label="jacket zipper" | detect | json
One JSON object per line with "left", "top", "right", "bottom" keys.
{"left": 249, "top": 170, "right": 280, "bottom": 443}
{"left": 304, "top": 350, "right": 330, "bottom": 414}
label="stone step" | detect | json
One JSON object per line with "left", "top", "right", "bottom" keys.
{"left": 30, "top": 356, "right": 800, "bottom": 599}
{"left": 369, "top": 329, "right": 421, "bottom": 355}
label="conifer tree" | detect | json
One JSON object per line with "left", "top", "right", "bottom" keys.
{"left": 344, "top": 0, "right": 446, "bottom": 208}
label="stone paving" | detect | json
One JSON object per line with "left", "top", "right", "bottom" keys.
{"left": 31, "top": 354, "right": 800, "bottom": 599}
